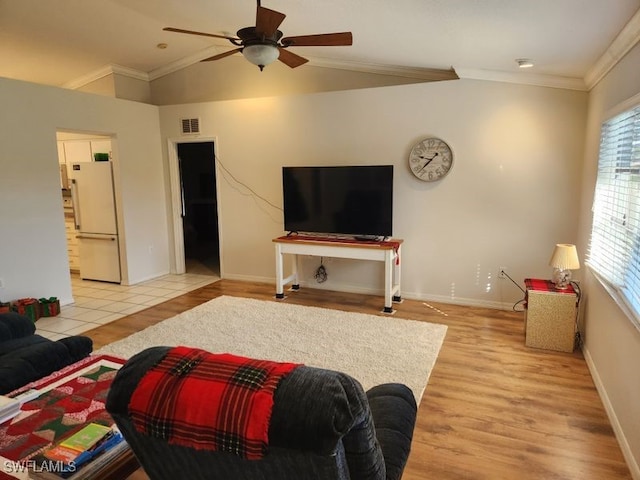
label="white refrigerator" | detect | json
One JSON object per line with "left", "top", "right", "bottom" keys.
{"left": 70, "top": 162, "right": 121, "bottom": 283}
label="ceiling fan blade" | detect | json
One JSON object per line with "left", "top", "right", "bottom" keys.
{"left": 281, "top": 32, "right": 353, "bottom": 47}
{"left": 201, "top": 48, "right": 243, "bottom": 62}
{"left": 163, "top": 27, "right": 238, "bottom": 42}
{"left": 255, "top": 6, "right": 286, "bottom": 37}
{"left": 277, "top": 47, "right": 309, "bottom": 68}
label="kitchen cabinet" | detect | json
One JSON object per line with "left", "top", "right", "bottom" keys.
{"left": 58, "top": 139, "right": 111, "bottom": 164}
{"left": 63, "top": 141, "right": 93, "bottom": 163}
{"left": 62, "top": 195, "right": 79, "bottom": 271}
{"left": 90, "top": 140, "right": 111, "bottom": 159}
{"left": 66, "top": 219, "right": 80, "bottom": 271}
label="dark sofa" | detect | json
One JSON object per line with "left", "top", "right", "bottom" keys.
{"left": 0, "top": 312, "right": 93, "bottom": 394}
{"left": 107, "top": 346, "right": 418, "bottom": 480}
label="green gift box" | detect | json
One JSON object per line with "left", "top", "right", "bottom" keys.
{"left": 39, "top": 297, "right": 61, "bottom": 317}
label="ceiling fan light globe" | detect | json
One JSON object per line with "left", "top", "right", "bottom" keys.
{"left": 243, "top": 44, "right": 279, "bottom": 69}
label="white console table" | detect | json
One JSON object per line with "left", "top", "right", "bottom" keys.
{"left": 273, "top": 236, "right": 403, "bottom": 313}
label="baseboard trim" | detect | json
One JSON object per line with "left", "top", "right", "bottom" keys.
{"left": 126, "top": 270, "right": 172, "bottom": 286}
{"left": 59, "top": 296, "right": 75, "bottom": 307}
{"left": 224, "top": 275, "right": 517, "bottom": 311}
{"left": 582, "top": 345, "right": 640, "bottom": 479}
{"left": 401, "top": 291, "right": 516, "bottom": 311}
{"left": 223, "top": 273, "right": 274, "bottom": 285}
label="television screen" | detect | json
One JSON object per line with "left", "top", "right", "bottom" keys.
{"left": 282, "top": 165, "right": 393, "bottom": 238}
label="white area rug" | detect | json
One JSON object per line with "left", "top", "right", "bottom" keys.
{"left": 97, "top": 296, "right": 447, "bottom": 401}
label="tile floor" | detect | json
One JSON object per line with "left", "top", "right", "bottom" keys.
{"left": 36, "top": 273, "right": 218, "bottom": 341}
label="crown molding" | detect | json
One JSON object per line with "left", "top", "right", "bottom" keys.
{"left": 63, "top": 64, "right": 149, "bottom": 90}
{"left": 584, "top": 8, "right": 640, "bottom": 89}
{"left": 148, "top": 45, "right": 224, "bottom": 81}
{"left": 455, "top": 68, "right": 587, "bottom": 91}
{"left": 63, "top": 65, "right": 114, "bottom": 90}
{"left": 147, "top": 47, "right": 459, "bottom": 82}
{"left": 111, "top": 64, "right": 150, "bottom": 82}
{"left": 306, "top": 56, "right": 459, "bottom": 81}
{"left": 65, "top": 53, "right": 460, "bottom": 90}
{"left": 459, "top": 9, "right": 640, "bottom": 94}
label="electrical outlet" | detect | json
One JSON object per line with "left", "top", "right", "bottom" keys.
{"left": 498, "top": 267, "right": 507, "bottom": 279}
{"left": 0, "top": 278, "right": 4, "bottom": 288}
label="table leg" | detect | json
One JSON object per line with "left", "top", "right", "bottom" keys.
{"left": 292, "top": 254, "right": 300, "bottom": 290}
{"left": 393, "top": 244, "right": 402, "bottom": 302}
{"left": 275, "top": 243, "right": 285, "bottom": 299}
{"left": 383, "top": 249, "right": 393, "bottom": 313}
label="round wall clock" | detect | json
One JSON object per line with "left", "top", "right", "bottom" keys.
{"left": 408, "top": 137, "right": 454, "bottom": 182}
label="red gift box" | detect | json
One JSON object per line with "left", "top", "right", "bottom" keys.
{"left": 13, "top": 297, "right": 41, "bottom": 322}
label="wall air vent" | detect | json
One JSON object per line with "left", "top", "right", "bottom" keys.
{"left": 180, "top": 118, "right": 200, "bottom": 135}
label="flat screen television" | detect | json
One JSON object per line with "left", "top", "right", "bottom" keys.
{"left": 282, "top": 165, "right": 393, "bottom": 238}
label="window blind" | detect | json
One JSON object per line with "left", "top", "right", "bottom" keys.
{"left": 588, "top": 104, "right": 640, "bottom": 323}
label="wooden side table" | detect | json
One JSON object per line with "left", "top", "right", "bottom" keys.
{"left": 524, "top": 279, "right": 577, "bottom": 353}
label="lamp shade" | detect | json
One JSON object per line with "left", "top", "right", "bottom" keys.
{"left": 242, "top": 44, "right": 280, "bottom": 70}
{"left": 549, "top": 244, "right": 580, "bottom": 270}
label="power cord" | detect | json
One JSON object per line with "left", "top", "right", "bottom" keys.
{"left": 502, "top": 270, "right": 527, "bottom": 312}
{"left": 571, "top": 280, "right": 583, "bottom": 349}
{"left": 315, "top": 258, "right": 327, "bottom": 283}
{"left": 213, "top": 153, "right": 283, "bottom": 224}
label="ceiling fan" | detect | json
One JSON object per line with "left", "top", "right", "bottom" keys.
{"left": 163, "top": 0, "right": 353, "bottom": 71}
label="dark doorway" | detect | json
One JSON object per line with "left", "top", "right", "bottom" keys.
{"left": 177, "top": 142, "right": 220, "bottom": 276}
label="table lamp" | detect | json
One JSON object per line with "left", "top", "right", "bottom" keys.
{"left": 549, "top": 243, "right": 580, "bottom": 289}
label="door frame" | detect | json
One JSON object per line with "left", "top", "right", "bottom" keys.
{"left": 167, "top": 136, "right": 223, "bottom": 276}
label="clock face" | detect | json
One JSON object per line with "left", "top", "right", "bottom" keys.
{"left": 408, "top": 137, "right": 453, "bottom": 182}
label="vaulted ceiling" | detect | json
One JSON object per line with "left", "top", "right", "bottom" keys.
{"left": 1, "top": 0, "right": 639, "bottom": 92}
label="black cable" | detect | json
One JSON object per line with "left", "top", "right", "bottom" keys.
{"left": 511, "top": 298, "right": 526, "bottom": 312}
{"left": 214, "top": 153, "right": 283, "bottom": 213}
{"left": 315, "top": 258, "right": 327, "bottom": 283}
{"left": 570, "top": 280, "right": 583, "bottom": 349}
{"left": 570, "top": 280, "right": 582, "bottom": 301}
{"left": 503, "top": 271, "right": 526, "bottom": 294}
{"left": 501, "top": 270, "right": 526, "bottom": 312}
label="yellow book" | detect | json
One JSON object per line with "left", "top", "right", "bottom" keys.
{"left": 44, "top": 423, "right": 112, "bottom": 463}
{"left": 60, "top": 423, "right": 111, "bottom": 452}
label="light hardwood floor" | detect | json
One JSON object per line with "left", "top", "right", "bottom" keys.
{"left": 83, "top": 279, "right": 631, "bottom": 480}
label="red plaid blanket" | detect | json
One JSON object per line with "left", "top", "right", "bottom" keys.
{"left": 128, "top": 347, "right": 300, "bottom": 459}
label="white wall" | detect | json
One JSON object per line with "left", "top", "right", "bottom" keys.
{"left": 578, "top": 41, "right": 640, "bottom": 478}
{"left": 0, "top": 77, "right": 169, "bottom": 305}
{"left": 159, "top": 79, "right": 587, "bottom": 309}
